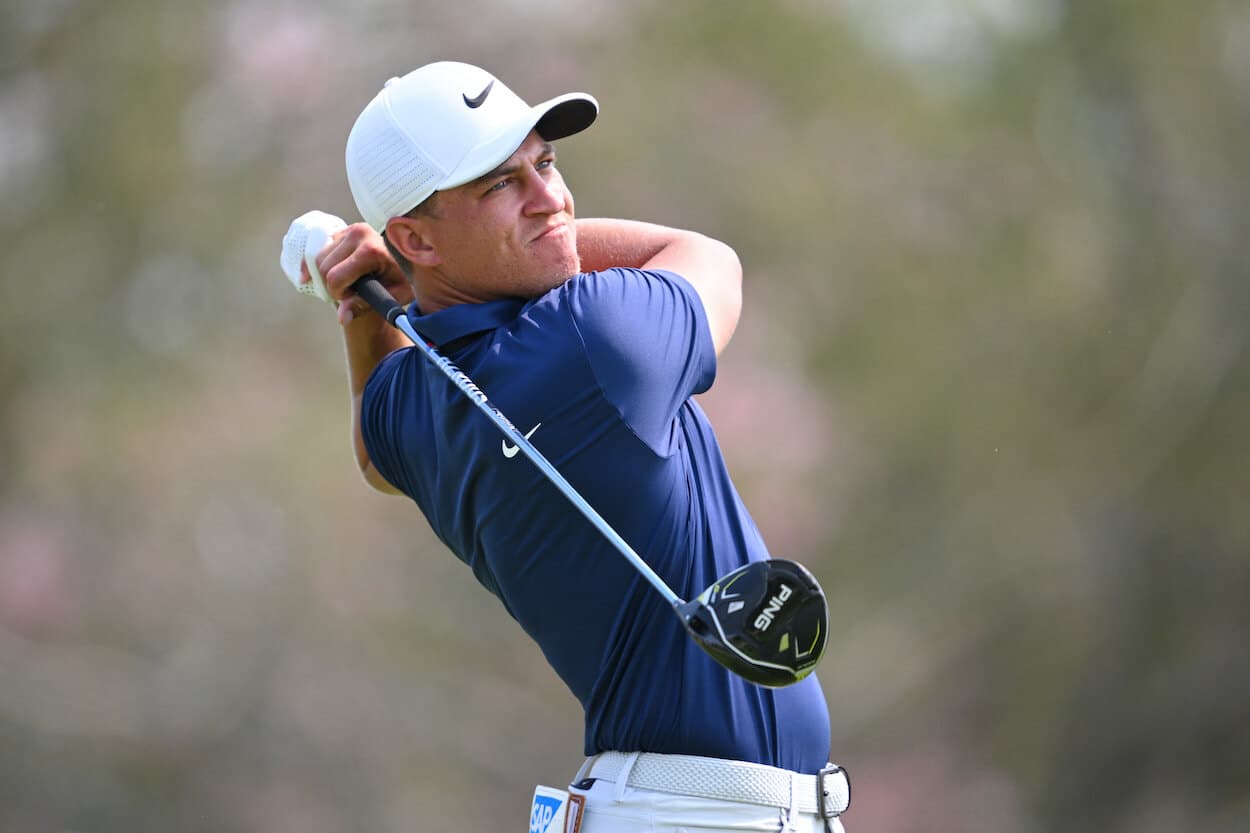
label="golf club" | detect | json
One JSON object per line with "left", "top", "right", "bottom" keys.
{"left": 287, "top": 215, "right": 828, "bottom": 687}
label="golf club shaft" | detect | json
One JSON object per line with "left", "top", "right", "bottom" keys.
{"left": 353, "top": 277, "right": 684, "bottom": 609}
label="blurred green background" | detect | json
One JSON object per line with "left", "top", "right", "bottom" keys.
{"left": 2, "top": 1, "right": 1248, "bottom": 831}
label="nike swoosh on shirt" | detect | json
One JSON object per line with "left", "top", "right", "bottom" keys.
{"left": 502, "top": 423, "right": 541, "bottom": 458}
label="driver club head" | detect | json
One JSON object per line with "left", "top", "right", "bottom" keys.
{"left": 676, "top": 559, "right": 828, "bottom": 688}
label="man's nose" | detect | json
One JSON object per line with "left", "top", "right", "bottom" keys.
{"left": 523, "top": 171, "right": 565, "bottom": 214}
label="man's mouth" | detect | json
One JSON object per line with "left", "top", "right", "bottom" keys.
{"left": 533, "top": 223, "right": 568, "bottom": 243}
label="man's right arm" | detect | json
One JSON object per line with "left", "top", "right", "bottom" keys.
{"left": 575, "top": 218, "right": 743, "bottom": 356}
{"left": 343, "top": 315, "right": 408, "bottom": 495}
{"left": 316, "top": 223, "right": 413, "bottom": 495}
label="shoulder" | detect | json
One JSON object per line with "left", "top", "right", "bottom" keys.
{"left": 547, "top": 267, "right": 717, "bottom": 405}
{"left": 363, "top": 344, "right": 416, "bottom": 396}
{"left": 561, "top": 266, "right": 702, "bottom": 307}
{"left": 557, "top": 267, "right": 709, "bottom": 343}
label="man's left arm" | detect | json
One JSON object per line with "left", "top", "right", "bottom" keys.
{"left": 575, "top": 218, "right": 742, "bottom": 356}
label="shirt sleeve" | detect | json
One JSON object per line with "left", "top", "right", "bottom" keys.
{"left": 360, "top": 347, "right": 415, "bottom": 498}
{"left": 566, "top": 267, "right": 717, "bottom": 454}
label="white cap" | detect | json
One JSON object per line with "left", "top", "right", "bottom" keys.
{"left": 345, "top": 61, "right": 598, "bottom": 231}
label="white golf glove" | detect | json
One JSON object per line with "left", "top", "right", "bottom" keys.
{"left": 279, "top": 210, "right": 348, "bottom": 304}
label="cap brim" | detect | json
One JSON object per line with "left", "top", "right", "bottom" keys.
{"left": 439, "top": 92, "right": 598, "bottom": 192}
{"left": 534, "top": 92, "right": 598, "bottom": 141}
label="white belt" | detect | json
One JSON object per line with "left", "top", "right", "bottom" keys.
{"left": 582, "top": 751, "right": 851, "bottom": 819}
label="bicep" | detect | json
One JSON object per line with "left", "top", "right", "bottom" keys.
{"left": 357, "top": 351, "right": 414, "bottom": 497}
{"left": 363, "top": 460, "right": 403, "bottom": 495}
{"left": 354, "top": 391, "right": 403, "bottom": 495}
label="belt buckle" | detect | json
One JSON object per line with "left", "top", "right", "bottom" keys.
{"left": 816, "top": 764, "right": 851, "bottom": 819}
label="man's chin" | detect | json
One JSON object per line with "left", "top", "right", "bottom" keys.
{"left": 545, "top": 252, "right": 583, "bottom": 283}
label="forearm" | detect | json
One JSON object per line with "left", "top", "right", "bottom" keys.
{"left": 575, "top": 217, "right": 743, "bottom": 355}
{"left": 575, "top": 218, "right": 695, "bottom": 272}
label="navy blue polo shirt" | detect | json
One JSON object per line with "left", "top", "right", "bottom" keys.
{"left": 361, "top": 267, "right": 831, "bottom": 773}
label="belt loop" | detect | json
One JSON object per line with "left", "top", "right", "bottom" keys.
{"left": 783, "top": 771, "right": 799, "bottom": 832}
{"left": 613, "top": 751, "right": 641, "bottom": 803}
{"left": 571, "top": 754, "right": 598, "bottom": 787}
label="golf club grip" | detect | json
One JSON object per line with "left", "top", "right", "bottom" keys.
{"left": 352, "top": 275, "right": 403, "bottom": 325}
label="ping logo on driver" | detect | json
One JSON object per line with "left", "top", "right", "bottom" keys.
{"left": 753, "top": 583, "right": 794, "bottom": 631}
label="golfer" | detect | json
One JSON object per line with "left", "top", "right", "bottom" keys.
{"left": 305, "top": 61, "right": 849, "bottom": 832}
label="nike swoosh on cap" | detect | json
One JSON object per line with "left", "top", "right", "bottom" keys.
{"left": 502, "top": 423, "right": 541, "bottom": 458}
{"left": 463, "top": 81, "right": 494, "bottom": 109}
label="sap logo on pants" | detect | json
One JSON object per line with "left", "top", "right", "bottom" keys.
{"left": 530, "top": 787, "right": 566, "bottom": 833}
{"left": 530, "top": 797, "right": 559, "bottom": 833}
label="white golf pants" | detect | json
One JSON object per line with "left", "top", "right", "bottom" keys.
{"left": 567, "top": 752, "right": 849, "bottom": 833}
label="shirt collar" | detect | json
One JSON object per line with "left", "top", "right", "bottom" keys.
{"left": 406, "top": 297, "right": 527, "bottom": 347}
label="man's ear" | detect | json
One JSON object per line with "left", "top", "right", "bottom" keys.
{"left": 385, "top": 216, "right": 441, "bottom": 267}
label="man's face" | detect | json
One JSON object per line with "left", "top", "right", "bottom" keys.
{"left": 421, "top": 130, "right": 580, "bottom": 302}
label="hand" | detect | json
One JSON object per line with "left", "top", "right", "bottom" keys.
{"left": 280, "top": 211, "right": 412, "bottom": 326}
{"left": 314, "top": 223, "right": 412, "bottom": 326}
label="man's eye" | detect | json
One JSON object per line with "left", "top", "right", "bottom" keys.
{"left": 537, "top": 158, "right": 555, "bottom": 170}
{"left": 487, "top": 178, "right": 511, "bottom": 193}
